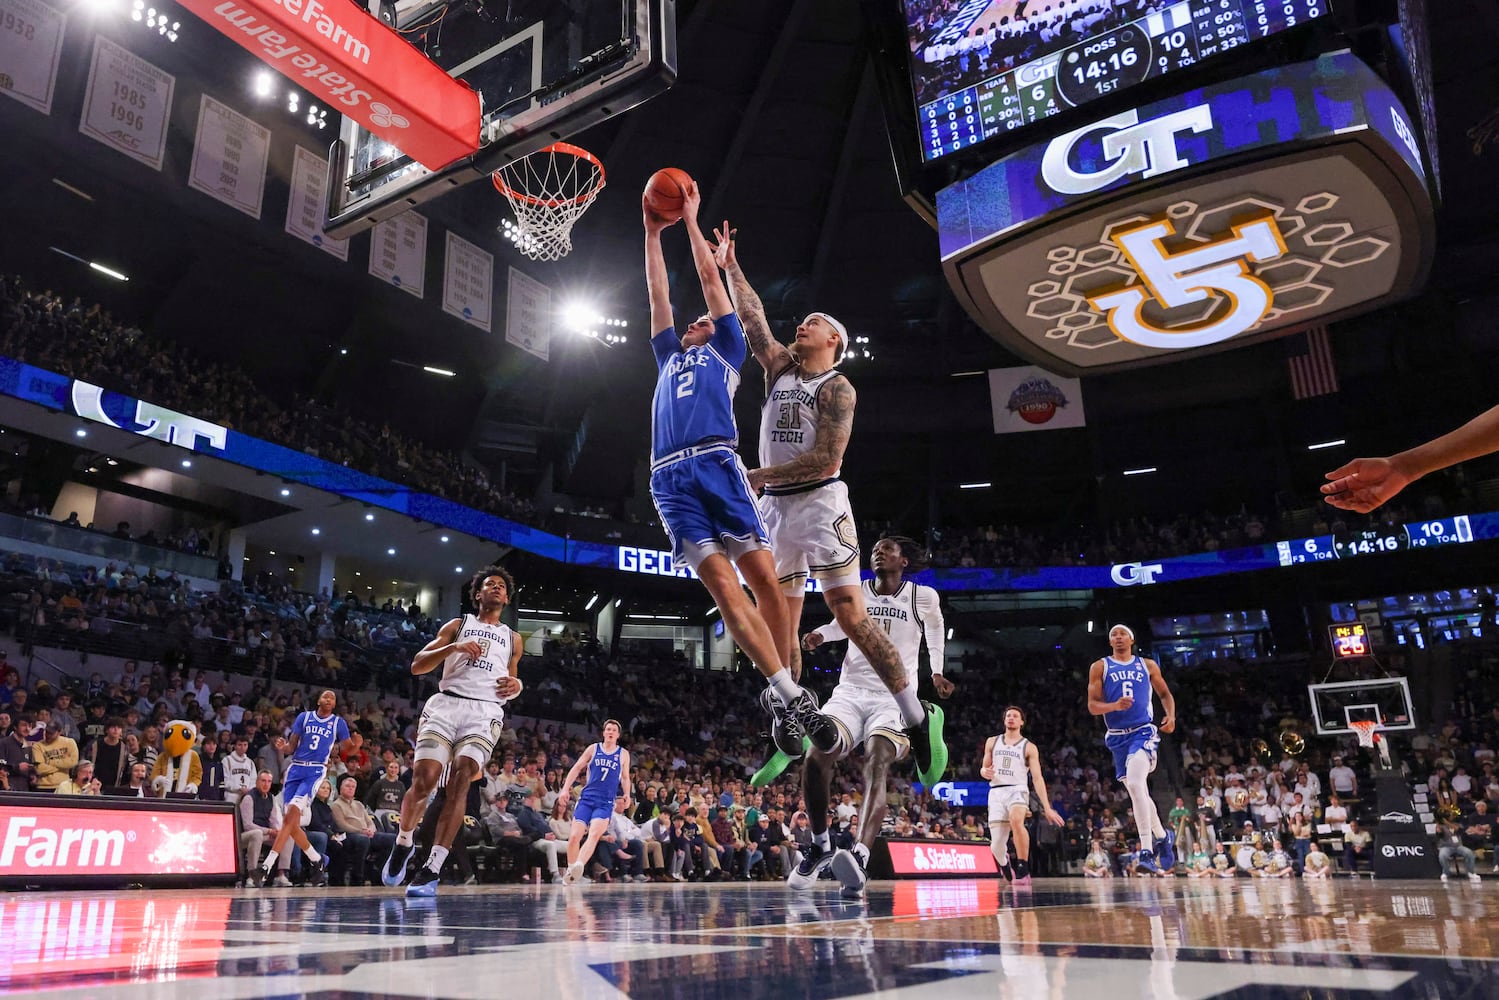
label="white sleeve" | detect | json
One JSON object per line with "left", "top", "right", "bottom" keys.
{"left": 812, "top": 620, "right": 848, "bottom": 643}
{"left": 917, "top": 585, "right": 946, "bottom": 674}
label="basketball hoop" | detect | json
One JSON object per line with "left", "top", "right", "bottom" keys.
{"left": 1350, "top": 719, "right": 1378, "bottom": 750}
{"left": 492, "top": 142, "right": 605, "bottom": 262}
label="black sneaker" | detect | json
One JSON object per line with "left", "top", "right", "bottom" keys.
{"left": 406, "top": 866, "right": 440, "bottom": 898}
{"left": 382, "top": 841, "right": 415, "bottom": 887}
{"left": 760, "top": 687, "right": 809, "bottom": 758}
{"left": 787, "top": 843, "right": 835, "bottom": 891}
{"left": 785, "top": 691, "right": 839, "bottom": 754}
{"left": 310, "top": 857, "right": 330, "bottom": 888}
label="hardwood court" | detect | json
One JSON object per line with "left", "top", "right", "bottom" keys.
{"left": 2, "top": 878, "right": 1494, "bottom": 997}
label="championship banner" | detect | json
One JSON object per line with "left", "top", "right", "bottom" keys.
{"left": 285, "top": 145, "right": 349, "bottom": 259}
{"left": 987, "top": 365, "right": 1085, "bottom": 433}
{"left": 0, "top": 0, "right": 68, "bottom": 114}
{"left": 78, "top": 36, "right": 174, "bottom": 171}
{"left": 174, "top": 0, "right": 480, "bottom": 169}
{"left": 505, "top": 267, "right": 551, "bottom": 361}
{"left": 188, "top": 95, "right": 271, "bottom": 219}
{"left": 442, "top": 232, "right": 493, "bottom": 333}
{"left": 368, "top": 211, "right": 426, "bottom": 298}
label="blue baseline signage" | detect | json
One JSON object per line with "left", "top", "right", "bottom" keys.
{"left": 0, "top": 357, "right": 1486, "bottom": 592}
{"left": 937, "top": 51, "right": 1427, "bottom": 261}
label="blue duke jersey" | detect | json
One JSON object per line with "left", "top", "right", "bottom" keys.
{"left": 1102, "top": 655, "right": 1153, "bottom": 730}
{"left": 290, "top": 711, "right": 349, "bottom": 766}
{"left": 582, "top": 743, "right": 624, "bottom": 802}
{"left": 650, "top": 313, "right": 748, "bottom": 460}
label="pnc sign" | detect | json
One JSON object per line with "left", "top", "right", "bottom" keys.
{"left": 937, "top": 53, "right": 1434, "bottom": 375}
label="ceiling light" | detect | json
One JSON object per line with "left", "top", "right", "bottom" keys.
{"left": 584, "top": 594, "right": 598, "bottom": 611}
{"left": 74, "top": 428, "right": 87, "bottom": 438}
{"left": 387, "top": 548, "right": 396, "bottom": 555}
{"left": 1307, "top": 439, "right": 1346, "bottom": 451}
{"left": 355, "top": 571, "right": 361, "bottom": 576}
{"left": 52, "top": 179, "right": 95, "bottom": 203}
{"left": 106, "top": 458, "right": 118, "bottom": 466}
{"left": 365, "top": 513, "right": 375, "bottom": 521}
{"left": 311, "top": 528, "right": 321, "bottom": 535}
{"left": 87, "top": 466, "right": 98, "bottom": 474}
{"left": 181, "top": 459, "right": 191, "bottom": 468}
{"left": 422, "top": 366, "right": 456, "bottom": 377}
{"left": 455, "top": 566, "right": 463, "bottom": 573}
{"left": 959, "top": 481, "right": 991, "bottom": 490}
{"left": 706, "top": 606, "right": 718, "bottom": 617}
{"left": 88, "top": 262, "right": 129, "bottom": 281}
{"left": 1122, "top": 467, "right": 1158, "bottom": 476}
{"left": 268, "top": 550, "right": 276, "bottom": 556}
{"left": 280, "top": 488, "right": 291, "bottom": 496}
{"left": 440, "top": 535, "right": 449, "bottom": 543}
{"left": 950, "top": 370, "right": 984, "bottom": 377}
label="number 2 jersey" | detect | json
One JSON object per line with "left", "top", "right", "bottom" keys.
{"left": 440, "top": 614, "right": 516, "bottom": 703}
{"left": 650, "top": 313, "right": 747, "bottom": 462}
{"left": 1101, "top": 654, "right": 1153, "bottom": 731}
{"left": 810, "top": 579, "right": 944, "bottom": 694}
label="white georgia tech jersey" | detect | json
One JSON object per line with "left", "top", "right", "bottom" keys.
{"left": 813, "top": 580, "right": 944, "bottom": 694}
{"left": 758, "top": 366, "right": 844, "bottom": 480}
{"left": 991, "top": 735, "right": 1029, "bottom": 788}
{"left": 439, "top": 614, "right": 514, "bottom": 702}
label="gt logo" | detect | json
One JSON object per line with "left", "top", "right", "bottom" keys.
{"left": 1089, "top": 215, "right": 1287, "bottom": 350}
{"left": 1040, "top": 105, "right": 1214, "bottom": 196}
{"left": 1111, "top": 562, "right": 1164, "bottom": 586}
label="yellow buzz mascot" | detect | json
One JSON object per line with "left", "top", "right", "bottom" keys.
{"left": 151, "top": 720, "right": 203, "bottom": 797}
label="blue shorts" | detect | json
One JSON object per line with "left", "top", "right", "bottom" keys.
{"left": 282, "top": 761, "right": 327, "bottom": 809}
{"left": 649, "top": 446, "right": 769, "bottom": 570}
{"left": 1105, "top": 725, "right": 1159, "bottom": 780}
{"left": 574, "top": 796, "right": 613, "bottom": 826}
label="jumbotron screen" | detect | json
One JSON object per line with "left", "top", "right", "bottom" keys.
{"left": 907, "top": 0, "right": 1329, "bottom": 161}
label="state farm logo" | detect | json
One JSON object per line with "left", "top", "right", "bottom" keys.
{"left": 1381, "top": 843, "right": 1425, "bottom": 858}
{"left": 1, "top": 816, "right": 128, "bottom": 869}
{"left": 1379, "top": 811, "right": 1416, "bottom": 825}
{"left": 368, "top": 102, "right": 409, "bottom": 129}
{"left": 912, "top": 846, "right": 979, "bottom": 872}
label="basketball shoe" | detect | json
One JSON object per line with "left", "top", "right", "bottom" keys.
{"left": 382, "top": 841, "right": 415, "bottom": 887}
{"left": 830, "top": 844, "right": 868, "bottom": 898}
{"left": 903, "top": 700, "right": 949, "bottom": 787}
{"left": 1155, "top": 829, "right": 1176, "bottom": 873}
{"left": 406, "top": 867, "right": 440, "bottom": 898}
{"left": 787, "top": 843, "right": 836, "bottom": 891}
{"left": 1135, "top": 848, "right": 1165, "bottom": 876}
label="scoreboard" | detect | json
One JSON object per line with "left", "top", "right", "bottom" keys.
{"left": 1275, "top": 516, "right": 1472, "bottom": 566}
{"left": 917, "top": 0, "right": 1326, "bottom": 161}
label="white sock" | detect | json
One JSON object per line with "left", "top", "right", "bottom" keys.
{"left": 304, "top": 846, "right": 321, "bottom": 863}
{"left": 396, "top": 828, "right": 414, "bottom": 847}
{"left": 768, "top": 669, "right": 802, "bottom": 706}
{"left": 814, "top": 830, "right": 831, "bottom": 851}
{"left": 426, "top": 845, "right": 449, "bottom": 872}
{"left": 893, "top": 686, "right": 925, "bottom": 728}
{"left": 262, "top": 850, "right": 278, "bottom": 871}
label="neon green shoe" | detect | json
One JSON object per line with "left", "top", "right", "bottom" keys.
{"left": 750, "top": 738, "right": 809, "bottom": 787}
{"left": 905, "top": 700, "right": 949, "bottom": 787}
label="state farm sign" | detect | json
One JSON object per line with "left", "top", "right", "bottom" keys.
{"left": 0, "top": 803, "right": 238, "bottom": 879}
{"left": 885, "top": 840, "right": 999, "bottom": 877}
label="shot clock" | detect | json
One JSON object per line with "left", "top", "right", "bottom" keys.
{"left": 1328, "top": 622, "right": 1370, "bottom": 658}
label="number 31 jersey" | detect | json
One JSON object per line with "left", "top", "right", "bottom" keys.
{"left": 1101, "top": 654, "right": 1153, "bottom": 730}
{"left": 440, "top": 615, "right": 515, "bottom": 703}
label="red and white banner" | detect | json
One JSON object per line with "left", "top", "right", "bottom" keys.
{"left": 885, "top": 839, "right": 999, "bottom": 876}
{"left": 988, "top": 366, "right": 1086, "bottom": 433}
{"left": 0, "top": 803, "right": 238, "bottom": 879}
{"left": 175, "top": 0, "right": 481, "bottom": 169}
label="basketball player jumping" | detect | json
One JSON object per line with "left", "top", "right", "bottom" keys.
{"left": 713, "top": 224, "right": 948, "bottom": 786}
{"left": 792, "top": 536, "right": 953, "bottom": 896}
{"left": 557, "top": 719, "right": 632, "bottom": 884}
{"left": 643, "top": 186, "right": 835, "bottom": 757}
{"left": 981, "top": 707, "right": 1064, "bottom": 887}
{"left": 1087, "top": 624, "right": 1178, "bottom": 876}
{"left": 382, "top": 566, "right": 523, "bottom": 897}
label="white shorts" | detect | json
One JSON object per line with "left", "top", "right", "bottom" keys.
{"left": 821, "top": 684, "right": 909, "bottom": 758}
{"left": 759, "top": 480, "right": 861, "bottom": 595}
{"left": 988, "top": 785, "right": 1031, "bottom": 823}
{"left": 415, "top": 692, "right": 506, "bottom": 768}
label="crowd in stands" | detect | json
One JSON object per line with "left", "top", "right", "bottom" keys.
{"left": 0, "top": 275, "right": 537, "bottom": 527}
{"left": 906, "top": 0, "right": 1169, "bottom": 105}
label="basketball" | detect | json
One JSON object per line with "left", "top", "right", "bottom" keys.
{"left": 644, "top": 167, "right": 693, "bottom": 222}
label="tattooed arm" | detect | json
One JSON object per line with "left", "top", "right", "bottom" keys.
{"left": 748, "top": 376, "right": 854, "bottom": 491}
{"left": 713, "top": 223, "right": 795, "bottom": 377}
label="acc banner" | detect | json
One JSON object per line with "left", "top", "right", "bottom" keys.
{"left": 988, "top": 366, "right": 1085, "bottom": 433}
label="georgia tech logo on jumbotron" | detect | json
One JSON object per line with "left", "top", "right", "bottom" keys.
{"left": 1040, "top": 106, "right": 1214, "bottom": 197}
{"left": 1110, "top": 561, "right": 1163, "bottom": 586}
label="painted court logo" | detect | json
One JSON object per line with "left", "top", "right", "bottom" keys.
{"left": 1006, "top": 377, "right": 1071, "bottom": 425}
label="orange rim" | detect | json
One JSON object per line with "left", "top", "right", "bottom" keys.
{"left": 492, "top": 142, "right": 606, "bottom": 208}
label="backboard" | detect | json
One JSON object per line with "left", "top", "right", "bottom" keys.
{"left": 324, "top": 0, "right": 675, "bottom": 239}
{"left": 1307, "top": 677, "right": 1415, "bottom": 736}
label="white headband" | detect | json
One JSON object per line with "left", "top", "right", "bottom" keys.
{"left": 807, "top": 312, "right": 847, "bottom": 358}
{"left": 1109, "top": 624, "right": 1134, "bottom": 639}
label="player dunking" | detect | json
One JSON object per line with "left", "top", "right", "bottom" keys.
{"left": 1087, "top": 624, "right": 1178, "bottom": 876}
{"left": 382, "top": 566, "right": 523, "bottom": 896}
{"left": 713, "top": 224, "right": 948, "bottom": 786}
{"left": 643, "top": 184, "right": 835, "bottom": 756}
{"left": 257, "top": 688, "right": 352, "bottom": 887}
{"left": 981, "top": 707, "right": 1063, "bottom": 887}
{"left": 557, "top": 719, "right": 632, "bottom": 884}
{"left": 792, "top": 536, "right": 952, "bottom": 896}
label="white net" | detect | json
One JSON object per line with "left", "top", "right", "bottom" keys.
{"left": 1351, "top": 721, "right": 1378, "bottom": 748}
{"left": 493, "top": 142, "right": 606, "bottom": 262}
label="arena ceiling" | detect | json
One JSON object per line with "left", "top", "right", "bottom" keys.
{"left": 1, "top": 0, "right": 1497, "bottom": 533}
